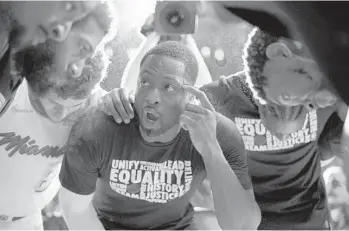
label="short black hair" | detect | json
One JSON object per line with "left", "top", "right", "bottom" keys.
{"left": 140, "top": 41, "right": 198, "bottom": 85}
{"left": 242, "top": 27, "right": 279, "bottom": 103}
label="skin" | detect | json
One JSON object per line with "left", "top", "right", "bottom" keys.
{"left": 48, "top": 15, "right": 106, "bottom": 81}
{"left": 4, "top": 1, "right": 99, "bottom": 48}
{"left": 134, "top": 54, "right": 191, "bottom": 141}
{"left": 248, "top": 39, "right": 339, "bottom": 137}
{"left": 20, "top": 13, "right": 106, "bottom": 122}
{"left": 262, "top": 40, "right": 337, "bottom": 110}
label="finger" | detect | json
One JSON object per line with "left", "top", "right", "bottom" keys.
{"left": 183, "top": 86, "right": 214, "bottom": 111}
{"left": 202, "top": 179, "right": 212, "bottom": 195}
{"left": 98, "top": 97, "right": 121, "bottom": 122}
{"left": 104, "top": 95, "right": 122, "bottom": 123}
{"left": 182, "top": 110, "right": 202, "bottom": 122}
{"left": 129, "top": 93, "right": 135, "bottom": 104}
{"left": 120, "top": 89, "right": 134, "bottom": 118}
{"left": 185, "top": 103, "right": 209, "bottom": 115}
{"left": 111, "top": 90, "right": 131, "bottom": 123}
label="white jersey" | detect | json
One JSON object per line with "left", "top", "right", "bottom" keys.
{"left": 0, "top": 80, "right": 72, "bottom": 217}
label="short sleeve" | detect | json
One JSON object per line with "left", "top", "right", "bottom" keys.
{"left": 59, "top": 110, "right": 106, "bottom": 195}
{"left": 215, "top": 113, "right": 253, "bottom": 190}
{"left": 318, "top": 112, "right": 343, "bottom": 160}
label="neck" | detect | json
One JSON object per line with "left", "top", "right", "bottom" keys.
{"left": 139, "top": 124, "right": 181, "bottom": 144}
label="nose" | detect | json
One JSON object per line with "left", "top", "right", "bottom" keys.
{"left": 48, "top": 22, "right": 72, "bottom": 42}
{"left": 304, "top": 99, "right": 318, "bottom": 111}
{"left": 146, "top": 89, "right": 161, "bottom": 105}
{"left": 68, "top": 60, "right": 84, "bottom": 78}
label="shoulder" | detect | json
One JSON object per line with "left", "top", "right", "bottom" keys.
{"left": 69, "top": 108, "right": 116, "bottom": 144}
{"left": 215, "top": 112, "right": 244, "bottom": 148}
{"left": 200, "top": 73, "right": 238, "bottom": 102}
{"left": 201, "top": 72, "right": 255, "bottom": 115}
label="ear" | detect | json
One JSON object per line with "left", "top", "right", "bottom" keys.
{"left": 266, "top": 42, "right": 293, "bottom": 60}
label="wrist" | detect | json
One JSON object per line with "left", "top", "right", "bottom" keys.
{"left": 202, "top": 140, "right": 222, "bottom": 162}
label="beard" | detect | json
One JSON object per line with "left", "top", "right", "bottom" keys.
{"left": 12, "top": 42, "right": 106, "bottom": 100}
{"left": 12, "top": 42, "right": 58, "bottom": 97}
{"left": 140, "top": 122, "right": 178, "bottom": 137}
{"left": 258, "top": 102, "right": 308, "bottom": 136}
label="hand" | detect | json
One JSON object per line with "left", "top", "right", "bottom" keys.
{"left": 191, "top": 179, "right": 215, "bottom": 210}
{"left": 180, "top": 86, "right": 217, "bottom": 155}
{"left": 98, "top": 88, "right": 135, "bottom": 124}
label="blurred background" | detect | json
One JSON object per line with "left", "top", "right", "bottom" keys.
{"left": 41, "top": 0, "right": 349, "bottom": 229}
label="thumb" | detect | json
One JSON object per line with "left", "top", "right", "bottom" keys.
{"left": 128, "top": 90, "right": 135, "bottom": 104}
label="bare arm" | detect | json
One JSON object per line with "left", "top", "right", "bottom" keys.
{"left": 58, "top": 110, "right": 111, "bottom": 229}
{"left": 203, "top": 141, "right": 261, "bottom": 230}
{"left": 59, "top": 187, "right": 104, "bottom": 230}
{"left": 180, "top": 87, "right": 260, "bottom": 230}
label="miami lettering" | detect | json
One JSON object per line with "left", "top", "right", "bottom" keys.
{"left": 0, "top": 132, "right": 65, "bottom": 158}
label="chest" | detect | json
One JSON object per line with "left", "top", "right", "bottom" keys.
{"left": 0, "top": 86, "right": 72, "bottom": 187}
{"left": 99, "top": 132, "right": 206, "bottom": 204}
{"left": 230, "top": 108, "right": 333, "bottom": 153}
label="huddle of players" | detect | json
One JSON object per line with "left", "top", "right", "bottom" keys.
{"left": 0, "top": 1, "right": 347, "bottom": 230}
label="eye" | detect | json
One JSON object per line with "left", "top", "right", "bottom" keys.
{"left": 165, "top": 84, "right": 175, "bottom": 92}
{"left": 140, "top": 80, "right": 150, "bottom": 86}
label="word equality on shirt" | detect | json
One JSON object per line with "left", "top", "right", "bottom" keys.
{"left": 109, "top": 160, "right": 193, "bottom": 203}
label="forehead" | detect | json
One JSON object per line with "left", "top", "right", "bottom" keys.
{"left": 140, "top": 54, "right": 186, "bottom": 77}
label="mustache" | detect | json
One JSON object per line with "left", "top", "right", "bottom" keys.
{"left": 12, "top": 41, "right": 107, "bottom": 99}
{"left": 55, "top": 51, "right": 107, "bottom": 100}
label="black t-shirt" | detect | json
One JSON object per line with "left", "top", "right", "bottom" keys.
{"left": 59, "top": 109, "right": 252, "bottom": 230}
{"left": 201, "top": 72, "right": 336, "bottom": 229}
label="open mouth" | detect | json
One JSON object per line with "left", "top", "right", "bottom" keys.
{"left": 146, "top": 112, "right": 159, "bottom": 122}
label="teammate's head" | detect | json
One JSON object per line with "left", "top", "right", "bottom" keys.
{"left": 135, "top": 41, "right": 198, "bottom": 138}
{"left": 243, "top": 27, "right": 337, "bottom": 109}
{"left": 0, "top": 1, "right": 100, "bottom": 49}
{"left": 12, "top": 2, "right": 116, "bottom": 122}
{"left": 13, "top": 1, "right": 117, "bottom": 89}
{"left": 242, "top": 27, "right": 337, "bottom": 136}
{"left": 15, "top": 46, "right": 110, "bottom": 122}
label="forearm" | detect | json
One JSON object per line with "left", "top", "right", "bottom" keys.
{"left": 203, "top": 141, "right": 261, "bottom": 230}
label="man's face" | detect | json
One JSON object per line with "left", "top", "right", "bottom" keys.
{"left": 13, "top": 12, "right": 106, "bottom": 122}
{"left": 262, "top": 39, "right": 337, "bottom": 110}
{"left": 37, "top": 13, "right": 106, "bottom": 86}
{"left": 9, "top": 1, "right": 98, "bottom": 48}
{"left": 134, "top": 54, "right": 190, "bottom": 136}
